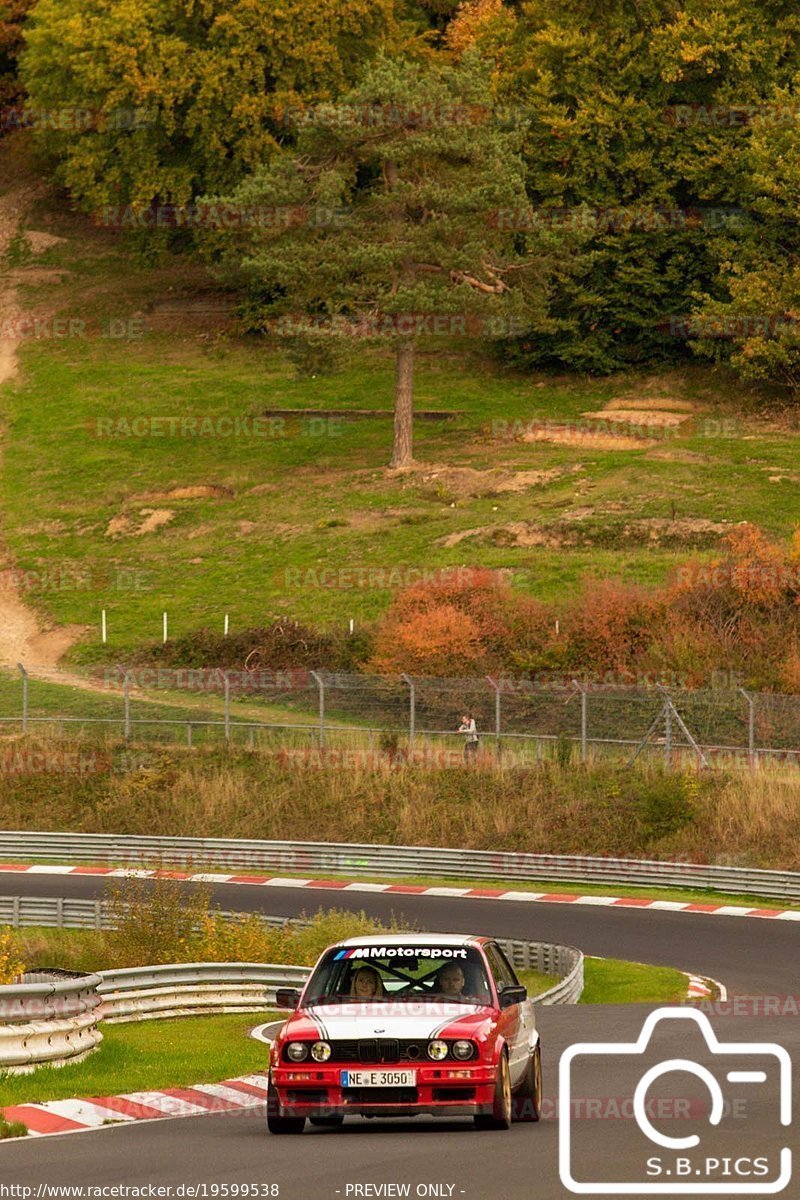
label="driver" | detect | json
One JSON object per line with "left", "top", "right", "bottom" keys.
{"left": 434, "top": 962, "right": 488, "bottom": 1003}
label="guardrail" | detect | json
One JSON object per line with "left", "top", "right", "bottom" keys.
{"left": 0, "top": 972, "right": 103, "bottom": 1073}
{"left": 96, "top": 962, "right": 312, "bottom": 1023}
{"left": 0, "top": 895, "right": 584, "bottom": 1016}
{"left": 2, "top": 831, "right": 798, "bottom": 901}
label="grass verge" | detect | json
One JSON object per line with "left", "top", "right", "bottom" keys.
{"left": 0, "top": 1011, "right": 276, "bottom": 1110}
{"left": 580, "top": 957, "right": 691, "bottom": 1005}
{"left": 1, "top": 750, "right": 799, "bottom": 871}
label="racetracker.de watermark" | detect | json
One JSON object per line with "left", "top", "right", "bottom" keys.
{"left": 92, "top": 415, "right": 344, "bottom": 439}
{"left": 487, "top": 206, "right": 746, "bottom": 232}
{"left": 0, "top": 317, "right": 145, "bottom": 342}
{"left": 280, "top": 566, "right": 509, "bottom": 591}
{"left": 0, "top": 106, "right": 152, "bottom": 133}
{"left": 664, "top": 103, "right": 800, "bottom": 127}
{"left": 93, "top": 204, "right": 349, "bottom": 230}
{"left": 267, "top": 314, "right": 531, "bottom": 339}
{"left": 664, "top": 315, "right": 798, "bottom": 339}
{"left": 0, "top": 566, "right": 152, "bottom": 593}
{"left": 278, "top": 102, "right": 535, "bottom": 130}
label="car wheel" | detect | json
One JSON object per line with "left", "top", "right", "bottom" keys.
{"left": 512, "top": 1042, "right": 542, "bottom": 1123}
{"left": 309, "top": 1116, "right": 345, "bottom": 1128}
{"left": 266, "top": 1080, "right": 305, "bottom": 1135}
{"left": 474, "top": 1050, "right": 512, "bottom": 1131}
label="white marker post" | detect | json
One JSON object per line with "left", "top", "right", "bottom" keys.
{"left": 162, "top": 611, "right": 168, "bottom": 643}
{"left": 101, "top": 609, "right": 107, "bottom": 644}
{"left": 224, "top": 613, "right": 229, "bottom": 637}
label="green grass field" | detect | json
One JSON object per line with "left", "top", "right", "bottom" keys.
{"left": 3, "top": 165, "right": 800, "bottom": 663}
{"left": 0, "top": 1011, "right": 276, "bottom": 1110}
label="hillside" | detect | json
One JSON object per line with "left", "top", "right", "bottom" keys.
{"left": 2, "top": 137, "right": 800, "bottom": 667}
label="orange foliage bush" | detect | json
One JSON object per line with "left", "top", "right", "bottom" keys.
{"left": 369, "top": 568, "right": 551, "bottom": 676}
{"left": 367, "top": 525, "right": 800, "bottom": 690}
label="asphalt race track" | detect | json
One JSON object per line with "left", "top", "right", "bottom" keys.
{"left": 2, "top": 871, "right": 797, "bottom": 1199}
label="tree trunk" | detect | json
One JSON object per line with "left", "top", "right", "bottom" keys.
{"left": 390, "top": 339, "right": 414, "bottom": 468}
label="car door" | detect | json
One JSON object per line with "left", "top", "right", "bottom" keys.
{"left": 484, "top": 942, "right": 529, "bottom": 1087}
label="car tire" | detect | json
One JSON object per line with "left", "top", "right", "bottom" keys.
{"left": 309, "top": 1116, "right": 345, "bottom": 1128}
{"left": 266, "top": 1080, "right": 305, "bottom": 1135}
{"left": 512, "top": 1042, "right": 542, "bottom": 1123}
{"left": 474, "top": 1050, "right": 512, "bottom": 1131}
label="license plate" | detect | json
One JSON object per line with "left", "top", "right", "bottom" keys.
{"left": 341, "top": 1069, "right": 416, "bottom": 1088}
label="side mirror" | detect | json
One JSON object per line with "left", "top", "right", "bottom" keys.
{"left": 499, "top": 984, "right": 527, "bottom": 1009}
{"left": 275, "top": 987, "right": 302, "bottom": 1010}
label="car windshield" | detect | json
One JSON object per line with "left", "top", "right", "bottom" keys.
{"left": 302, "top": 945, "right": 493, "bottom": 1006}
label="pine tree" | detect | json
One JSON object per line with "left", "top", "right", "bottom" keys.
{"left": 209, "top": 55, "right": 564, "bottom": 466}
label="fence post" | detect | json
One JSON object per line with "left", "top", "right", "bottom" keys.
{"left": 310, "top": 670, "right": 325, "bottom": 749}
{"left": 224, "top": 671, "right": 231, "bottom": 741}
{"left": 401, "top": 673, "right": 415, "bottom": 758}
{"left": 739, "top": 687, "right": 755, "bottom": 772}
{"left": 664, "top": 701, "right": 672, "bottom": 770}
{"left": 572, "top": 681, "right": 587, "bottom": 762}
{"left": 17, "top": 662, "right": 27, "bottom": 734}
{"left": 486, "top": 676, "right": 501, "bottom": 760}
{"left": 123, "top": 672, "right": 131, "bottom": 741}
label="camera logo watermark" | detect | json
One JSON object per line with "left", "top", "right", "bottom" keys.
{"left": 559, "top": 1007, "right": 792, "bottom": 1194}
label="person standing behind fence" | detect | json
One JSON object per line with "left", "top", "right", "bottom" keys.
{"left": 458, "top": 713, "right": 479, "bottom": 762}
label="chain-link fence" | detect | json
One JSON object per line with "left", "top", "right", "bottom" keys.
{"left": 3, "top": 664, "right": 800, "bottom": 770}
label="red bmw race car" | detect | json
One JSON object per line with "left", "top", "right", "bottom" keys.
{"left": 268, "top": 933, "right": 542, "bottom": 1133}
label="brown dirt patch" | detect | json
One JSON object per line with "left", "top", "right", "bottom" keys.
{"left": 522, "top": 426, "right": 656, "bottom": 451}
{"left": 22, "top": 230, "right": 66, "bottom": 255}
{"left": 603, "top": 397, "right": 697, "bottom": 413}
{"left": 645, "top": 449, "right": 712, "bottom": 464}
{"left": 249, "top": 483, "right": 279, "bottom": 496}
{"left": 583, "top": 409, "right": 690, "bottom": 428}
{"left": 134, "top": 484, "right": 233, "bottom": 501}
{"left": 439, "top": 523, "right": 573, "bottom": 549}
{"left": 137, "top": 508, "right": 175, "bottom": 535}
{"left": 438, "top": 514, "right": 730, "bottom": 551}
{"left": 236, "top": 520, "right": 258, "bottom": 536}
{"left": 187, "top": 523, "right": 216, "bottom": 540}
{"left": 396, "top": 462, "right": 584, "bottom": 498}
{"left": 105, "top": 508, "right": 175, "bottom": 538}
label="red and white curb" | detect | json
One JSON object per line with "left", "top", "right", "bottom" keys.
{"left": 2, "top": 863, "right": 799, "bottom": 921}
{"left": 2, "top": 1073, "right": 270, "bottom": 1138}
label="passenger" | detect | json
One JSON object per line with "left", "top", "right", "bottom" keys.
{"left": 350, "top": 965, "right": 384, "bottom": 999}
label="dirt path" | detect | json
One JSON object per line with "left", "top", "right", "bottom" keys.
{"left": 0, "top": 183, "right": 88, "bottom": 679}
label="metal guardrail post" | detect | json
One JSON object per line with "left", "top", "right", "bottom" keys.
{"left": 572, "top": 681, "right": 587, "bottom": 762}
{"left": 17, "top": 663, "right": 27, "bottom": 734}
{"left": 310, "top": 671, "right": 325, "bottom": 749}
{"left": 401, "top": 674, "right": 415, "bottom": 757}
{"left": 224, "top": 672, "right": 231, "bottom": 742}
{"left": 740, "top": 687, "right": 755, "bottom": 771}
{"left": 123, "top": 671, "right": 131, "bottom": 741}
{"left": 486, "top": 676, "right": 501, "bottom": 760}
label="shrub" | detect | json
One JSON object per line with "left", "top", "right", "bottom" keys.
{"left": 0, "top": 929, "right": 25, "bottom": 983}
{"left": 370, "top": 569, "right": 551, "bottom": 675}
{"left": 98, "top": 876, "right": 397, "bottom": 969}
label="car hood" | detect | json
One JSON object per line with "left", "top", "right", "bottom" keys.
{"left": 284, "top": 1001, "right": 495, "bottom": 1042}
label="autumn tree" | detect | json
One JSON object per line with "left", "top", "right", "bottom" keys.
{"left": 0, "top": 0, "right": 31, "bottom": 107}
{"left": 208, "top": 55, "right": 566, "bottom": 467}
{"left": 19, "top": 0, "right": 403, "bottom": 211}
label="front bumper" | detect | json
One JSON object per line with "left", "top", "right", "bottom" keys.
{"left": 271, "top": 1062, "right": 498, "bottom": 1118}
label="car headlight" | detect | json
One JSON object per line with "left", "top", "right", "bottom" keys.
{"left": 452, "top": 1040, "right": 475, "bottom": 1061}
{"left": 286, "top": 1042, "right": 309, "bottom": 1062}
{"left": 311, "top": 1041, "right": 331, "bottom": 1062}
{"left": 427, "top": 1039, "right": 449, "bottom": 1061}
